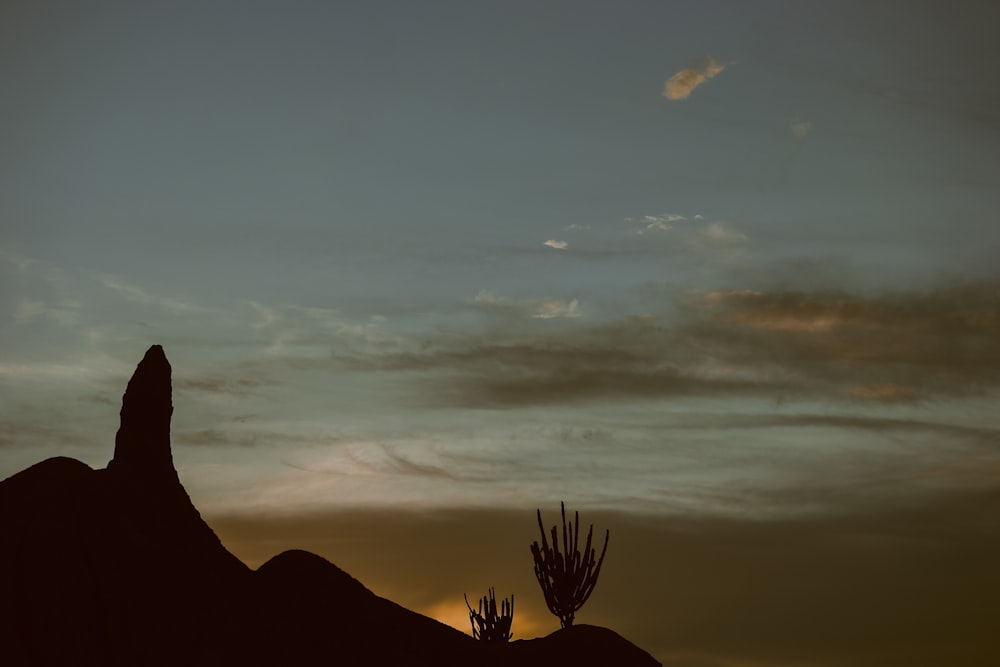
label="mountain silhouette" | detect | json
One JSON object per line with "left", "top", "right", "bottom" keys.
{"left": 0, "top": 345, "right": 660, "bottom": 666}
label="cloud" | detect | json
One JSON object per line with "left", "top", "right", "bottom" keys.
{"left": 13, "top": 299, "right": 46, "bottom": 324}
{"left": 670, "top": 411, "right": 1000, "bottom": 456}
{"left": 173, "top": 374, "right": 274, "bottom": 396}
{"left": 473, "top": 290, "right": 580, "bottom": 320}
{"left": 334, "top": 281, "right": 1000, "bottom": 408}
{"left": 790, "top": 118, "right": 813, "bottom": 140}
{"left": 12, "top": 298, "right": 79, "bottom": 327}
{"left": 331, "top": 313, "right": 775, "bottom": 408}
{"left": 245, "top": 300, "right": 403, "bottom": 359}
{"left": 0, "top": 251, "right": 86, "bottom": 330}
{"left": 0, "top": 359, "right": 125, "bottom": 384}
{"left": 0, "top": 248, "right": 38, "bottom": 272}
{"left": 662, "top": 56, "right": 727, "bottom": 101}
{"left": 532, "top": 299, "right": 580, "bottom": 319}
{"left": 96, "top": 273, "right": 206, "bottom": 315}
{"left": 624, "top": 214, "right": 747, "bottom": 256}
{"left": 543, "top": 239, "right": 568, "bottom": 250}
{"left": 848, "top": 383, "right": 918, "bottom": 402}
{"left": 249, "top": 301, "right": 279, "bottom": 329}
{"left": 562, "top": 224, "right": 590, "bottom": 232}
{"left": 0, "top": 419, "right": 98, "bottom": 450}
{"left": 174, "top": 428, "right": 259, "bottom": 447}
{"left": 688, "top": 283, "right": 1000, "bottom": 400}
{"left": 631, "top": 213, "right": 686, "bottom": 235}
{"left": 697, "top": 222, "right": 749, "bottom": 247}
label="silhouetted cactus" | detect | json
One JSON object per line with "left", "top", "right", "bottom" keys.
{"left": 464, "top": 588, "right": 514, "bottom": 642}
{"left": 530, "top": 502, "right": 609, "bottom": 628}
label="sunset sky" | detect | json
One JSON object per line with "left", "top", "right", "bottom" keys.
{"left": 2, "top": 2, "right": 998, "bottom": 664}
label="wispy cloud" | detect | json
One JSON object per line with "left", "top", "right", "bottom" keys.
{"left": 1, "top": 251, "right": 86, "bottom": 329}
{"left": 249, "top": 301, "right": 279, "bottom": 329}
{"left": 335, "top": 281, "right": 1000, "bottom": 407}
{"left": 691, "top": 283, "right": 1000, "bottom": 400}
{"left": 245, "top": 300, "right": 402, "bottom": 358}
{"left": 662, "top": 56, "right": 727, "bottom": 101}
{"left": 0, "top": 358, "right": 127, "bottom": 385}
{"left": 0, "top": 248, "right": 38, "bottom": 272}
{"left": 13, "top": 299, "right": 47, "bottom": 323}
{"left": 790, "top": 118, "right": 813, "bottom": 140}
{"left": 12, "top": 298, "right": 80, "bottom": 327}
{"left": 173, "top": 374, "right": 274, "bottom": 397}
{"left": 331, "top": 314, "right": 768, "bottom": 407}
{"left": 543, "top": 239, "right": 568, "bottom": 250}
{"left": 174, "top": 428, "right": 260, "bottom": 447}
{"left": 96, "top": 273, "right": 206, "bottom": 315}
{"left": 630, "top": 213, "right": 686, "bottom": 235}
{"left": 0, "top": 419, "right": 100, "bottom": 449}
{"left": 474, "top": 290, "right": 581, "bottom": 320}
{"left": 697, "top": 222, "right": 749, "bottom": 247}
{"left": 681, "top": 411, "right": 1000, "bottom": 452}
{"left": 532, "top": 298, "right": 580, "bottom": 319}
{"left": 619, "top": 214, "right": 749, "bottom": 266}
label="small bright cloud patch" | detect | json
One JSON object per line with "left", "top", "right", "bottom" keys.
{"left": 663, "top": 56, "right": 727, "bottom": 101}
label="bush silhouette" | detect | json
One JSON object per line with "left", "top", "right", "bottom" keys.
{"left": 464, "top": 588, "right": 514, "bottom": 642}
{"left": 529, "top": 502, "right": 609, "bottom": 628}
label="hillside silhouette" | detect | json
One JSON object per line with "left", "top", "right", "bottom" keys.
{"left": 0, "top": 345, "right": 660, "bottom": 666}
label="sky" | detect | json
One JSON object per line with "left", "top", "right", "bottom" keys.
{"left": 1, "top": 1, "right": 999, "bottom": 664}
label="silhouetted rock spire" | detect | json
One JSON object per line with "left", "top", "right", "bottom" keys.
{"left": 108, "top": 344, "right": 177, "bottom": 481}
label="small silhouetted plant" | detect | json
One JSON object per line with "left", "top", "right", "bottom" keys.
{"left": 464, "top": 588, "right": 514, "bottom": 642}
{"left": 530, "top": 501, "right": 609, "bottom": 628}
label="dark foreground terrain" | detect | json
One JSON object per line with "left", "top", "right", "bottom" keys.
{"left": 0, "top": 346, "right": 659, "bottom": 666}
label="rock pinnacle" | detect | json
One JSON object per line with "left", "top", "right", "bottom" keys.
{"left": 108, "top": 344, "right": 176, "bottom": 480}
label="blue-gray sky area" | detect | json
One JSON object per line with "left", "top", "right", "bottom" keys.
{"left": 2, "top": 2, "right": 999, "bottom": 664}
